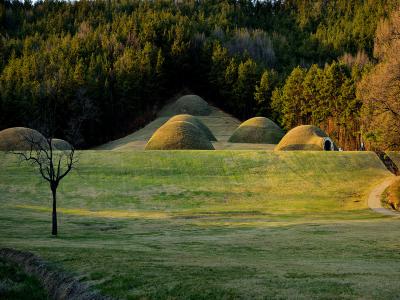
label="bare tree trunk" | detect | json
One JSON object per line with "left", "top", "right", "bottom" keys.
{"left": 51, "top": 187, "right": 57, "bottom": 236}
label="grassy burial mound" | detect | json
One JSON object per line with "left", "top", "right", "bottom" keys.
{"left": 159, "top": 95, "right": 211, "bottom": 116}
{"left": 0, "top": 127, "right": 46, "bottom": 151}
{"left": 51, "top": 139, "right": 72, "bottom": 150}
{"left": 167, "top": 114, "right": 217, "bottom": 141}
{"left": 145, "top": 121, "right": 215, "bottom": 150}
{"left": 228, "top": 117, "right": 284, "bottom": 144}
{"left": 275, "top": 125, "right": 336, "bottom": 151}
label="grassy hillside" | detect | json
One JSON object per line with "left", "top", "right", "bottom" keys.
{"left": 0, "top": 151, "right": 399, "bottom": 299}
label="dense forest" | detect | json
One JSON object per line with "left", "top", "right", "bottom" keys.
{"left": 0, "top": 0, "right": 399, "bottom": 149}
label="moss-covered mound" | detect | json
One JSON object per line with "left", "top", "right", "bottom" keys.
{"left": 0, "top": 127, "right": 46, "bottom": 151}
{"left": 275, "top": 125, "right": 336, "bottom": 151}
{"left": 228, "top": 117, "right": 284, "bottom": 144}
{"left": 51, "top": 138, "right": 72, "bottom": 150}
{"left": 166, "top": 114, "right": 217, "bottom": 141}
{"left": 161, "top": 95, "right": 211, "bottom": 116}
{"left": 145, "top": 121, "right": 214, "bottom": 150}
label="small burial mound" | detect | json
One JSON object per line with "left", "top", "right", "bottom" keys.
{"left": 51, "top": 138, "right": 73, "bottom": 150}
{"left": 145, "top": 121, "right": 214, "bottom": 150}
{"left": 228, "top": 117, "right": 284, "bottom": 144}
{"left": 159, "top": 95, "right": 211, "bottom": 116}
{"left": 0, "top": 127, "right": 46, "bottom": 151}
{"left": 166, "top": 114, "right": 217, "bottom": 141}
{"left": 275, "top": 125, "right": 335, "bottom": 151}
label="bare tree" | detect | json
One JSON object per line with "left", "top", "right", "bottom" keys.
{"left": 13, "top": 132, "right": 77, "bottom": 236}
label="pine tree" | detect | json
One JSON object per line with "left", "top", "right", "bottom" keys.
{"left": 254, "top": 69, "right": 275, "bottom": 117}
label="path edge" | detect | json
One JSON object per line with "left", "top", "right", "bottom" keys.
{"left": 367, "top": 176, "right": 400, "bottom": 216}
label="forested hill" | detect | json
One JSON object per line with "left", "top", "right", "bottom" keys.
{"left": 0, "top": 0, "right": 398, "bottom": 148}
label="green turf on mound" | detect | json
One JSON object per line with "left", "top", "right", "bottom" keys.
{"left": 145, "top": 121, "right": 214, "bottom": 150}
{"left": 275, "top": 125, "right": 335, "bottom": 151}
{"left": 228, "top": 117, "right": 284, "bottom": 144}
{"left": 51, "top": 138, "right": 72, "bottom": 150}
{"left": 0, "top": 127, "right": 46, "bottom": 151}
{"left": 160, "top": 95, "right": 211, "bottom": 116}
{"left": 166, "top": 114, "right": 217, "bottom": 141}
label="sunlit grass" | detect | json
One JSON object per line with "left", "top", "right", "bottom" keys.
{"left": 15, "top": 205, "right": 170, "bottom": 219}
{"left": 0, "top": 150, "right": 399, "bottom": 299}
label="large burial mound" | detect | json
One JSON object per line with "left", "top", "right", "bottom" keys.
{"left": 275, "top": 125, "right": 335, "bottom": 151}
{"left": 0, "top": 127, "right": 46, "bottom": 151}
{"left": 145, "top": 121, "right": 214, "bottom": 150}
{"left": 159, "top": 95, "right": 211, "bottom": 116}
{"left": 167, "top": 114, "right": 217, "bottom": 141}
{"left": 51, "top": 138, "right": 72, "bottom": 150}
{"left": 228, "top": 117, "right": 284, "bottom": 144}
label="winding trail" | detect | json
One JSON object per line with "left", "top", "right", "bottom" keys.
{"left": 368, "top": 176, "right": 400, "bottom": 216}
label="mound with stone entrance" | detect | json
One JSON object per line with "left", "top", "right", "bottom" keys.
{"left": 275, "top": 125, "right": 336, "bottom": 151}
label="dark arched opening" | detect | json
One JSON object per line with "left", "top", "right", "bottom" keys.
{"left": 324, "top": 140, "right": 332, "bottom": 151}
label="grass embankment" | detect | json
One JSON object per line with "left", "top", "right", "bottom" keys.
{"left": 382, "top": 180, "right": 400, "bottom": 211}
{"left": 0, "top": 151, "right": 399, "bottom": 299}
{"left": 383, "top": 152, "right": 400, "bottom": 210}
{"left": 0, "top": 257, "right": 46, "bottom": 299}
{"left": 387, "top": 151, "right": 400, "bottom": 168}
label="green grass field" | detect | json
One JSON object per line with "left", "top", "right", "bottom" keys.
{"left": 0, "top": 151, "right": 399, "bottom": 299}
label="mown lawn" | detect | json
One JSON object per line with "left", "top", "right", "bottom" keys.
{"left": 0, "top": 151, "right": 399, "bottom": 299}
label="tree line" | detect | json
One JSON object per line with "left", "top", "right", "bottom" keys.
{"left": 0, "top": 0, "right": 398, "bottom": 149}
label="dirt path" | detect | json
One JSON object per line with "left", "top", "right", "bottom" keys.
{"left": 368, "top": 176, "right": 400, "bottom": 216}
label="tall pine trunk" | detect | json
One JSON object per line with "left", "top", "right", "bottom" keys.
{"left": 51, "top": 187, "right": 57, "bottom": 236}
